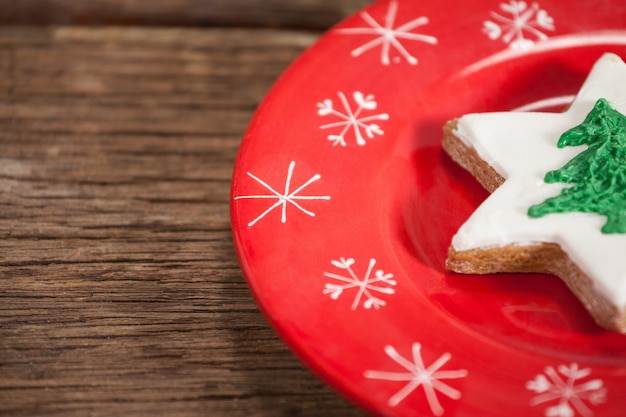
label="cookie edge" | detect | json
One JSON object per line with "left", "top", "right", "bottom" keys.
{"left": 442, "top": 119, "right": 626, "bottom": 333}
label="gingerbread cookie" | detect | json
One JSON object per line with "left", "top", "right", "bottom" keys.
{"left": 443, "top": 53, "right": 626, "bottom": 333}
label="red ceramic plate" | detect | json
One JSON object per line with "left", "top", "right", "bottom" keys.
{"left": 230, "top": 1, "right": 626, "bottom": 416}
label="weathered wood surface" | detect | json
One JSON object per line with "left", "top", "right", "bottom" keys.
{"left": 0, "top": 0, "right": 369, "bottom": 30}
{"left": 0, "top": 1, "right": 371, "bottom": 415}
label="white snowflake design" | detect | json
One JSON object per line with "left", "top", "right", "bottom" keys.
{"left": 526, "top": 363, "right": 607, "bottom": 417}
{"left": 364, "top": 342, "right": 468, "bottom": 416}
{"left": 323, "top": 257, "right": 396, "bottom": 310}
{"left": 336, "top": 0, "right": 437, "bottom": 65}
{"left": 483, "top": 1, "right": 555, "bottom": 51}
{"left": 234, "top": 161, "right": 331, "bottom": 227}
{"left": 317, "top": 91, "right": 389, "bottom": 147}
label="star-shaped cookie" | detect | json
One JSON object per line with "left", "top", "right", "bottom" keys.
{"left": 443, "top": 53, "right": 626, "bottom": 332}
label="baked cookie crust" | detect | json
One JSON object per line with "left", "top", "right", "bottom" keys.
{"left": 443, "top": 119, "right": 626, "bottom": 333}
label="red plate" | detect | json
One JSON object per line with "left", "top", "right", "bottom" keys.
{"left": 230, "top": 1, "right": 626, "bottom": 416}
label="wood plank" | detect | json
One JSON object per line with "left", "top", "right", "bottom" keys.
{"left": 0, "top": 27, "right": 366, "bottom": 417}
{"left": 0, "top": 0, "right": 371, "bottom": 29}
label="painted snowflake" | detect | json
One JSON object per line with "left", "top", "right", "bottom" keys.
{"left": 234, "top": 161, "right": 331, "bottom": 227}
{"left": 317, "top": 91, "right": 389, "bottom": 147}
{"left": 483, "top": 1, "right": 555, "bottom": 51}
{"left": 364, "top": 342, "right": 468, "bottom": 416}
{"left": 323, "top": 257, "right": 396, "bottom": 310}
{"left": 526, "top": 363, "right": 607, "bottom": 417}
{"left": 336, "top": 0, "right": 437, "bottom": 65}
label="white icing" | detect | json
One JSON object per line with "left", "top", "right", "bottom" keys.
{"left": 451, "top": 53, "right": 626, "bottom": 308}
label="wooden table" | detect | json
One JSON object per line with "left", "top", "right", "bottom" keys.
{"left": 0, "top": 1, "right": 371, "bottom": 416}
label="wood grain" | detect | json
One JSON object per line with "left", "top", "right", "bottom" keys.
{"left": 0, "top": 26, "right": 367, "bottom": 417}
{"left": 0, "top": 0, "right": 371, "bottom": 30}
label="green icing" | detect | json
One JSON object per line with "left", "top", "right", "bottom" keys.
{"left": 527, "top": 98, "right": 626, "bottom": 234}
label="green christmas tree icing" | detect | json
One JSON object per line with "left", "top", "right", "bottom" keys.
{"left": 528, "top": 98, "right": 626, "bottom": 233}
